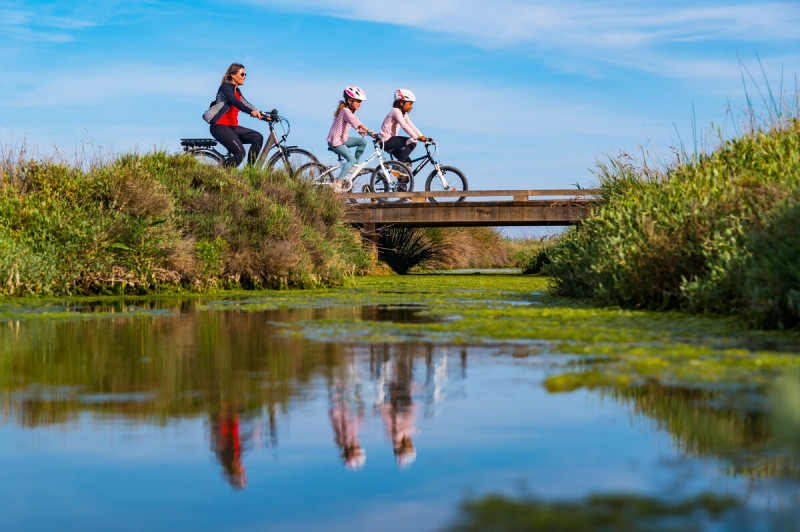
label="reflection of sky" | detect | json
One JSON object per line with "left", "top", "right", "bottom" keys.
{"left": 0, "top": 346, "right": 753, "bottom": 531}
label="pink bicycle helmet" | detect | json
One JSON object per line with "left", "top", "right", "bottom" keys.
{"left": 343, "top": 85, "right": 367, "bottom": 101}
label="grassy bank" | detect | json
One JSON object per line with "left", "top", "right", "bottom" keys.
{"left": 544, "top": 111, "right": 800, "bottom": 329}
{"left": 0, "top": 152, "right": 372, "bottom": 295}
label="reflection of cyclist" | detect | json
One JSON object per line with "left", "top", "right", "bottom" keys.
{"left": 327, "top": 86, "right": 375, "bottom": 192}
{"left": 329, "top": 385, "right": 367, "bottom": 471}
{"left": 379, "top": 353, "right": 419, "bottom": 469}
{"left": 210, "top": 405, "right": 249, "bottom": 489}
{"left": 379, "top": 89, "right": 427, "bottom": 165}
{"left": 203, "top": 63, "right": 266, "bottom": 168}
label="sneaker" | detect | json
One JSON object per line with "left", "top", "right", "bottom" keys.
{"left": 333, "top": 180, "right": 343, "bottom": 193}
{"left": 342, "top": 176, "right": 353, "bottom": 193}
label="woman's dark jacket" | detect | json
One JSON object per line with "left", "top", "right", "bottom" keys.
{"left": 202, "top": 83, "right": 258, "bottom": 124}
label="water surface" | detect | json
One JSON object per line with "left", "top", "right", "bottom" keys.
{"left": 2, "top": 274, "right": 800, "bottom": 530}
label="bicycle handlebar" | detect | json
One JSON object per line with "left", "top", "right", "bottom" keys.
{"left": 259, "top": 109, "right": 281, "bottom": 122}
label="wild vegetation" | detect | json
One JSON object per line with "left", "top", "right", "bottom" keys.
{"left": 545, "top": 92, "right": 800, "bottom": 329}
{"left": 377, "top": 226, "right": 514, "bottom": 274}
{"left": 444, "top": 492, "right": 741, "bottom": 532}
{"left": 0, "top": 152, "right": 373, "bottom": 295}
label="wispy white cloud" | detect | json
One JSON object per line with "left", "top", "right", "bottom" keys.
{"left": 241, "top": 0, "right": 800, "bottom": 78}
{"left": 0, "top": 8, "right": 97, "bottom": 43}
{"left": 243, "top": 1, "right": 800, "bottom": 46}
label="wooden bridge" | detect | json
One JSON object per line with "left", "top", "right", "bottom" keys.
{"left": 344, "top": 189, "right": 601, "bottom": 228}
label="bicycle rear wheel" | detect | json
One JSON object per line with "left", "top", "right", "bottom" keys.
{"left": 370, "top": 161, "right": 414, "bottom": 203}
{"left": 189, "top": 149, "right": 224, "bottom": 167}
{"left": 267, "top": 148, "right": 319, "bottom": 177}
{"left": 294, "top": 161, "right": 331, "bottom": 186}
{"left": 425, "top": 166, "right": 467, "bottom": 203}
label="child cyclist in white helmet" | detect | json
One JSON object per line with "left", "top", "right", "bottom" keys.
{"left": 326, "top": 85, "right": 375, "bottom": 193}
{"left": 379, "top": 89, "right": 427, "bottom": 191}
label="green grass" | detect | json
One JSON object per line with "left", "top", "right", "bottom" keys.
{"left": 546, "top": 110, "right": 800, "bottom": 329}
{"left": 0, "top": 152, "right": 373, "bottom": 295}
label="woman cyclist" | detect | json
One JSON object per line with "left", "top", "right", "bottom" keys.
{"left": 203, "top": 63, "right": 267, "bottom": 168}
{"left": 326, "top": 85, "right": 374, "bottom": 193}
{"left": 379, "top": 89, "right": 427, "bottom": 165}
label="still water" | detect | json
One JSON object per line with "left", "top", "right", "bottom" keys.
{"left": 2, "top": 275, "right": 800, "bottom": 530}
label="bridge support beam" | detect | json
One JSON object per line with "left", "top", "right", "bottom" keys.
{"left": 345, "top": 200, "right": 595, "bottom": 228}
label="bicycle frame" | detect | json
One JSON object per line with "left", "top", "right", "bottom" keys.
{"left": 317, "top": 137, "right": 399, "bottom": 187}
{"left": 252, "top": 119, "right": 283, "bottom": 169}
{"left": 396, "top": 141, "right": 451, "bottom": 189}
{"left": 183, "top": 114, "right": 305, "bottom": 169}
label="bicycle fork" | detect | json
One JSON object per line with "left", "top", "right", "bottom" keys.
{"left": 432, "top": 162, "right": 450, "bottom": 189}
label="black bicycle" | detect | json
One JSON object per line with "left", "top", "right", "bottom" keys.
{"left": 180, "top": 110, "right": 319, "bottom": 176}
{"left": 390, "top": 139, "right": 468, "bottom": 202}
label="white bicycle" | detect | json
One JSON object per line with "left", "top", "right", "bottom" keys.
{"left": 295, "top": 135, "right": 413, "bottom": 204}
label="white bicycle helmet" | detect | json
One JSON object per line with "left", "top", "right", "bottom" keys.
{"left": 343, "top": 85, "right": 367, "bottom": 101}
{"left": 394, "top": 88, "right": 416, "bottom": 102}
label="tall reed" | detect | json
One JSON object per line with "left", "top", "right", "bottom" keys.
{"left": 547, "top": 77, "right": 800, "bottom": 329}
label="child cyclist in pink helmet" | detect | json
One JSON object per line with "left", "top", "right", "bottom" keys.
{"left": 326, "top": 86, "right": 375, "bottom": 192}
{"left": 379, "top": 89, "right": 427, "bottom": 164}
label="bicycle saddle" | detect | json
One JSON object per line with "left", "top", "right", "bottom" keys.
{"left": 327, "top": 146, "right": 345, "bottom": 162}
{"left": 180, "top": 139, "right": 218, "bottom": 148}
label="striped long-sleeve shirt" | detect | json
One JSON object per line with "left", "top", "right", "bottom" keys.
{"left": 326, "top": 108, "right": 366, "bottom": 147}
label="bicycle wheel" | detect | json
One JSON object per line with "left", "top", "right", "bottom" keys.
{"left": 189, "top": 149, "right": 224, "bottom": 167}
{"left": 267, "top": 148, "right": 319, "bottom": 177}
{"left": 370, "top": 161, "right": 414, "bottom": 203}
{"left": 294, "top": 161, "right": 332, "bottom": 185}
{"left": 347, "top": 167, "right": 374, "bottom": 204}
{"left": 425, "top": 165, "right": 468, "bottom": 203}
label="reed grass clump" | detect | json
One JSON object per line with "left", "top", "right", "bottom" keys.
{"left": 548, "top": 114, "right": 800, "bottom": 329}
{"left": 377, "top": 227, "right": 511, "bottom": 274}
{"left": 0, "top": 151, "right": 372, "bottom": 295}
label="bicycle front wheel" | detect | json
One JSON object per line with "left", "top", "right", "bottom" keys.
{"left": 425, "top": 165, "right": 468, "bottom": 203}
{"left": 347, "top": 167, "right": 374, "bottom": 204}
{"left": 294, "top": 161, "right": 331, "bottom": 185}
{"left": 267, "top": 148, "right": 319, "bottom": 177}
{"left": 370, "top": 161, "right": 414, "bottom": 203}
{"left": 189, "top": 149, "right": 224, "bottom": 167}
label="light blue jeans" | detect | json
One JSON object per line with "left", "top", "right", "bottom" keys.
{"left": 328, "top": 137, "right": 367, "bottom": 179}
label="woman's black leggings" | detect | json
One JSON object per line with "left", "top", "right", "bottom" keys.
{"left": 209, "top": 124, "right": 264, "bottom": 167}
{"left": 382, "top": 136, "right": 417, "bottom": 163}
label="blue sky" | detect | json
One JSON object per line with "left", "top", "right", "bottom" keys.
{"left": 2, "top": 0, "right": 799, "bottom": 191}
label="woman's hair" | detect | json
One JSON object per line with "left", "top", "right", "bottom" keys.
{"left": 393, "top": 99, "right": 408, "bottom": 113}
{"left": 333, "top": 99, "right": 348, "bottom": 118}
{"left": 221, "top": 63, "right": 245, "bottom": 84}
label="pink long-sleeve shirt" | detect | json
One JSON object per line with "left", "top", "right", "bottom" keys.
{"left": 327, "top": 107, "right": 367, "bottom": 147}
{"left": 379, "top": 108, "right": 422, "bottom": 141}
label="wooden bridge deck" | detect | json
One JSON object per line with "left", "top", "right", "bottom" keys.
{"left": 344, "top": 189, "right": 601, "bottom": 227}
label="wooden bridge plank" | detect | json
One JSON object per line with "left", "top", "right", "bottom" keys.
{"left": 343, "top": 188, "right": 600, "bottom": 200}
{"left": 345, "top": 199, "right": 598, "bottom": 227}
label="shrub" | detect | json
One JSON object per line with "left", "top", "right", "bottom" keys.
{"left": 0, "top": 152, "right": 373, "bottom": 294}
{"left": 548, "top": 116, "right": 800, "bottom": 325}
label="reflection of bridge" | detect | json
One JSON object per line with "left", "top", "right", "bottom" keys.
{"left": 344, "top": 189, "right": 601, "bottom": 228}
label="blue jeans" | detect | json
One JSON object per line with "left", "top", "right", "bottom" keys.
{"left": 328, "top": 137, "right": 367, "bottom": 179}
